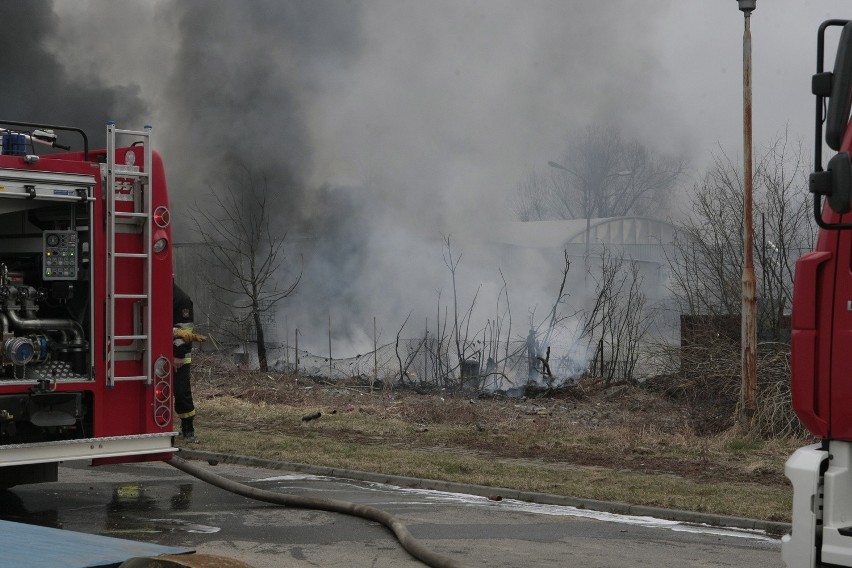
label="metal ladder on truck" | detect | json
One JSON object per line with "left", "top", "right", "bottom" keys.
{"left": 104, "top": 122, "right": 153, "bottom": 386}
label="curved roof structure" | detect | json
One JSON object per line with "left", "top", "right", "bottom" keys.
{"left": 564, "top": 217, "right": 678, "bottom": 246}
{"left": 498, "top": 217, "right": 677, "bottom": 246}
{"left": 495, "top": 217, "right": 680, "bottom": 264}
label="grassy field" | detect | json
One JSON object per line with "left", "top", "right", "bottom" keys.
{"left": 184, "top": 356, "right": 806, "bottom": 523}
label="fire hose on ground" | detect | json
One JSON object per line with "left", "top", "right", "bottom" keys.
{"left": 166, "top": 455, "right": 474, "bottom": 568}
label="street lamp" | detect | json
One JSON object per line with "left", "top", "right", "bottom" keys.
{"left": 736, "top": 0, "right": 757, "bottom": 423}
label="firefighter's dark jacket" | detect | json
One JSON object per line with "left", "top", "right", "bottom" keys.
{"left": 173, "top": 284, "right": 194, "bottom": 362}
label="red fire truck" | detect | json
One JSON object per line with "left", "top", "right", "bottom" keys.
{"left": 0, "top": 121, "right": 175, "bottom": 488}
{"left": 784, "top": 19, "right": 852, "bottom": 568}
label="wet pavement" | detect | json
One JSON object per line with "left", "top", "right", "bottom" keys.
{"left": 0, "top": 458, "right": 784, "bottom": 567}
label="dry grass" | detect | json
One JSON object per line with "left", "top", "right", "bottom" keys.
{"left": 186, "top": 353, "right": 807, "bottom": 522}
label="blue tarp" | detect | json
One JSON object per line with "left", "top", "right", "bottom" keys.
{"left": 0, "top": 519, "right": 191, "bottom": 567}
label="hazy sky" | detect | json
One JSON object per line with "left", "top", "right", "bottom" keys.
{"left": 30, "top": 0, "right": 850, "bottom": 226}
{"left": 2, "top": 0, "right": 850, "bottom": 354}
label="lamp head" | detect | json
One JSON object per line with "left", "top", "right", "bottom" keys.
{"left": 736, "top": 0, "right": 756, "bottom": 13}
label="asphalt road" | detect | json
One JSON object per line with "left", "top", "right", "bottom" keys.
{"left": 0, "top": 457, "right": 783, "bottom": 567}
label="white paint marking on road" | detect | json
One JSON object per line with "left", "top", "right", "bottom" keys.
{"left": 251, "top": 473, "right": 775, "bottom": 542}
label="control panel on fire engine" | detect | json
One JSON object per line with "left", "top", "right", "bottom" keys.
{"left": 42, "top": 230, "right": 78, "bottom": 281}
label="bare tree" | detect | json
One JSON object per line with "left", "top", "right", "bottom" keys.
{"left": 666, "top": 151, "right": 743, "bottom": 322}
{"left": 524, "top": 125, "right": 683, "bottom": 221}
{"left": 425, "top": 289, "right": 457, "bottom": 389}
{"left": 190, "top": 165, "right": 302, "bottom": 371}
{"left": 511, "top": 171, "right": 551, "bottom": 221}
{"left": 541, "top": 251, "right": 572, "bottom": 349}
{"left": 657, "top": 134, "right": 815, "bottom": 434}
{"left": 442, "top": 235, "right": 464, "bottom": 378}
{"left": 754, "top": 136, "right": 815, "bottom": 340}
{"left": 667, "top": 135, "right": 813, "bottom": 341}
{"left": 493, "top": 269, "right": 513, "bottom": 379}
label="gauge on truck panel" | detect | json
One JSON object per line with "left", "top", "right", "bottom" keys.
{"left": 42, "top": 230, "right": 78, "bottom": 281}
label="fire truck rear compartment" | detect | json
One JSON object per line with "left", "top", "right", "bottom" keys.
{"left": 0, "top": 123, "right": 175, "bottom": 495}
{"left": 0, "top": 391, "right": 90, "bottom": 444}
{"left": 0, "top": 196, "right": 94, "bottom": 445}
{"left": 0, "top": 200, "right": 91, "bottom": 383}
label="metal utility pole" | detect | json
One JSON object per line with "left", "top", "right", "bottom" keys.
{"left": 548, "top": 161, "right": 593, "bottom": 260}
{"left": 737, "top": 0, "right": 757, "bottom": 422}
{"left": 547, "top": 161, "right": 631, "bottom": 272}
{"left": 295, "top": 328, "right": 300, "bottom": 376}
{"left": 373, "top": 317, "right": 378, "bottom": 393}
{"left": 328, "top": 314, "right": 333, "bottom": 379}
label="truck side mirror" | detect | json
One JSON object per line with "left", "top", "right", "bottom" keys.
{"left": 827, "top": 22, "right": 852, "bottom": 151}
{"left": 811, "top": 152, "right": 852, "bottom": 213}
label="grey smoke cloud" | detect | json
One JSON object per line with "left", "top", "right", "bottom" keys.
{"left": 0, "top": 0, "right": 148, "bottom": 147}
{"left": 2, "top": 0, "right": 850, "bottom": 355}
{"left": 308, "top": 2, "right": 672, "bottom": 230}
{"left": 157, "top": 0, "right": 363, "bottom": 231}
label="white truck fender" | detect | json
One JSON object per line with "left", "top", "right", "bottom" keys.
{"left": 782, "top": 443, "right": 827, "bottom": 568}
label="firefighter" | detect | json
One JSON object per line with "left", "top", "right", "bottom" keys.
{"left": 173, "top": 282, "right": 198, "bottom": 442}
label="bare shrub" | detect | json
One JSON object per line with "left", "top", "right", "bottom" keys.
{"left": 646, "top": 334, "right": 804, "bottom": 438}
{"left": 751, "top": 347, "right": 806, "bottom": 438}
{"left": 579, "top": 246, "right": 649, "bottom": 384}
